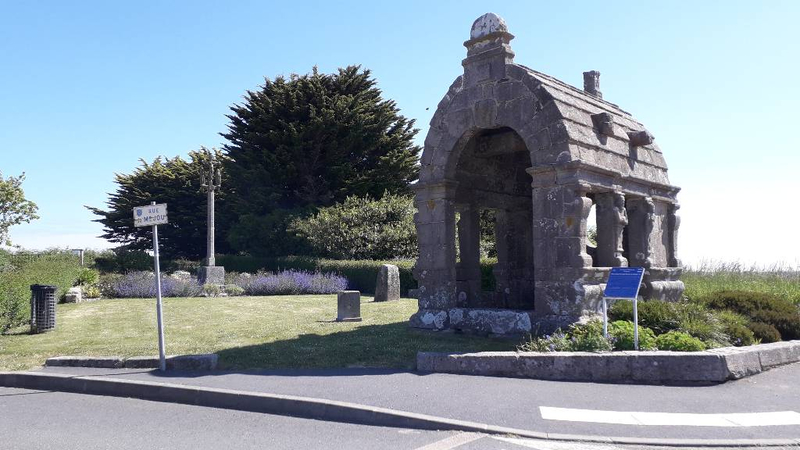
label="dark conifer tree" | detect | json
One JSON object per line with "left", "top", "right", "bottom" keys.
{"left": 221, "top": 65, "right": 421, "bottom": 256}
{"left": 87, "top": 149, "right": 229, "bottom": 259}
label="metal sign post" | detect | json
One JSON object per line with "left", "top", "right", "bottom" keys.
{"left": 133, "top": 202, "right": 169, "bottom": 371}
{"left": 602, "top": 267, "right": 646, "bottom": 350}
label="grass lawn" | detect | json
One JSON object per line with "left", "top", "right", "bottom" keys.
{"left": 683, "top": 267, "right": 800, "bottom": 304}
{"left": 0, "top": 296, "right": 516, "bottom": 372}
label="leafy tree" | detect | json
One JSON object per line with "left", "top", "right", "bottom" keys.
{"left": 0, "top": 172, "right": 39, "bottom": 245}
{"left": 221, "top": 65, "right": 421, "bottom": 256}
{"left": 87, "top": 148, "right": 229, "bottom": 259}
{"left": 291, "top": 193, "right": 417, "bottom": 260}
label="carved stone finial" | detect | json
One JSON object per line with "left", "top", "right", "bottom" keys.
{"left": 462, "top": 13, "right": 515, "bottom": 85}
{"left": 470, "top": 13, "right": 508, "bottom": 40}
{"left": 583, "top": 71, "right": 602, "bottom": 99}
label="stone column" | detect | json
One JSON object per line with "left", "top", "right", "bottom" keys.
{"left": 506, "top": 207, "right": 534, "bottom": 310}
{"left": 455, "top": 204, "right": 481, "bottom": 307}
{"left": 531, "top": 184, "right": 593, "bottom": 316}
{"left": 595, "top": 191, "right": 628, "bottom": 267}
{"left": 668, "top": 203, "right": 681, "bottom": 267}
{"left": 412, "top": 181, "right": 458, "bottom": 313}
{"left": 559, "top": 187, "right": 594, "bottom": 269}
{"left": 492, "top": 208, "right": 511, "bottom": 307}
{"left": 626, "top": 197, "right": 655, "bottom": 268}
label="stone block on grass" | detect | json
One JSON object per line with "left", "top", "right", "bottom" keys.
{"left": 374, "top": 264, "right": 400, "bottom": 302}
{"left": 337, "top": 291, "right": 362, "bottom": 322}
{"left": 64, "top": 287, "right": 82, "bottom": 303}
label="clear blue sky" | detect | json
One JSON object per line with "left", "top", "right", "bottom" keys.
{"left": 2, "top": 0, "right": 798, "bottom": 267}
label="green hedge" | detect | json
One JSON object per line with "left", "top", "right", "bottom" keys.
{"left": 217, "top": 255, "right": 415, "bottom": 295}
{"left": 699, "top": 290, "right": 800, "bottom": 341}
{"left": 1, "top": 252, "right": 82, "bottom": 332}
{"left": 216, "top": 255, "right": 500, "bottom": 296}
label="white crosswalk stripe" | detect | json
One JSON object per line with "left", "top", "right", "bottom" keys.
{"left": 540, "top": 406, "right": 800, "bottom": 427}
{"left": 491, "top": 437, "right": 623, "bottom": 450}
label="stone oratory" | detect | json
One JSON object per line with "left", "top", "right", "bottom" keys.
{"left": 410, "top": 13, "right": 684, "bottom": 335}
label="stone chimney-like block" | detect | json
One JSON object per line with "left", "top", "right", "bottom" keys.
{"left": 583, "top": 71, "right": 602, "bottom": 99}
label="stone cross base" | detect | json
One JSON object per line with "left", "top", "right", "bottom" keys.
{"left": 197, "top": 266, "right": 225, "bottom": 285}
{"left": 337, "top": 291, "right": 362, "bottom": 322}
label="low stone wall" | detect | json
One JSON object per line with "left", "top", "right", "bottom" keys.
{"left": 417, "top": 341, "right": 800, "bottom": 384}
{"left": 45, "top": 354, "right": 218, "bottom": 371}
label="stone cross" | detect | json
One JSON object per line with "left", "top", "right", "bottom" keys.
{"left": 200, "top": 150, "right": 222, "bottom": 267}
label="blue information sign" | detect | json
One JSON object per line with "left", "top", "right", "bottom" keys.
{"left": 603, "top": 267, "right": 645, "bottom": 299}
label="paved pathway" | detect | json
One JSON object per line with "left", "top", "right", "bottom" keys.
{"left": 32, "top": 362, "right": 800, "bottom": 445}
{"left": 5, "top": 386, "right": 797, "bottom": 450}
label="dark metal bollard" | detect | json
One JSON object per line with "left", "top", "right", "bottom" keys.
{"left": 30, "top": 284, "right": 57, "bottom": 334}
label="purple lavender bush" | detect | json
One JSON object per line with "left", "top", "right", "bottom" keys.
{"left": 106, "top": 271, "right": 202, "bottom": 298}
{"left": 229, "top": 270, "right": 347, "bottom": 296}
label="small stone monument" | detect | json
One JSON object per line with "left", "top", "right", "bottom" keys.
{"left": 337, "top": 291, "right": 362, "bottom": 322}
{"left": 374, "top": 264, "right": 400, "bottom": 302}
{"left": 197, "top": 149, "right": 225, "bottom": 285}
{"left": 64, "top": 287, "right": 83, "bottom": 303}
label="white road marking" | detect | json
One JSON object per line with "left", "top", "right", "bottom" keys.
{"left": 540, "top": 406, "right": 800, "bottom": 427}
{"left": 492, "top": 437, "right": 623, "bottom": 450}
{"left": 414, "top": 432, "right": 485, "bottom": 450}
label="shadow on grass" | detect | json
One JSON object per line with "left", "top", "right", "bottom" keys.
{"left": 150, "top": 322, "right": 515, "bottom": 379}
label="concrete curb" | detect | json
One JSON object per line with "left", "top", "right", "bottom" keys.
{"left": 1, "top": 371, "right": 799, "bottom": 447}
{"left": 417, "top": 341, "right": 800, "bottom": 384}
{"left": 45, "top": 354, "right": 218, "bottom": 371}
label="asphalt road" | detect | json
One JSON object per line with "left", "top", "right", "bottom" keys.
{"left": 37, "top": 362, "right": 800, "bottom": 442}
{"left": 4, "top": 387, "right": 797, "bottom": 450}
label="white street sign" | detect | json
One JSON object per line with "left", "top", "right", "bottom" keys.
{"left": 133, "top": 201, "right": 169, "bottom": 371}
{"left": 133, "top": 203, "right": 168, "bottom": 227}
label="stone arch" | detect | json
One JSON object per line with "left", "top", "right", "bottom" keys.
{"left": 421, "top": 75, "right": 556, "bottom": 184}
{"left": 410, "top": 13, "right": 684, "bottom": 336}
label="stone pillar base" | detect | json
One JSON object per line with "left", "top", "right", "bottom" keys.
{"left": 198, "top": 266, "right": 225, "bottom": 285}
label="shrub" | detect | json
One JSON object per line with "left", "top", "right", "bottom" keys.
{"left": 83, "top": 285, "right": 101, "bottom": 299}
{"left": 216, "top": 255, "right": 500, "bottom": 296}
{"left": 610, "top": 299, "right": 732, "bottom": 347}
{"left": 291, "top": 193, "right": 417, "bottom": 260}
{"left": 517, "top": 320, "right": 613, "bottom": 353}
{"left": 315, "top": 260, "right": 412, "bottom": 295}
{"left": 569, "top": 319, "right": 614, "bottom": 352}
{"left": 655, "top": 331, "right": 706, "bottom": 351}
{"left": 0, "top": 251, "right": 83, "bottom": 331}
{"left": 228, "top": 270, "right": 347, "bottom": 296}
{"left": 105, "top": 271, "right": 202, "bottom": 298}
{"left": 224, "top": 285, "right": 244, "bottom": 296}
{"left": 610, "top": 300, "right": 679, "bottom": 335}
{"left": 202, "top": 283, "right": 222, "bottom": 297}
{"left": 701, "top": 290, "right": 800, "bottom": 341}
{"left": 748, "top": 322, "right": 781, "bottom": 343}
{"left": 75, "top": 268, "right": 100, "bottom": 286}
{"left": 715, "top": 310, "right": 756, "bottom": 346}
{"left": 217, "top": 256, "right": 406, "bottom": 294}
{"left": 518, "top": 329, "right": 572, "bottom": 352}
{"left": 609, "top": 321, "right": 657, "bottom": 350}
{"left": 92, "top": 249, "right": 153, "bottom": 274}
